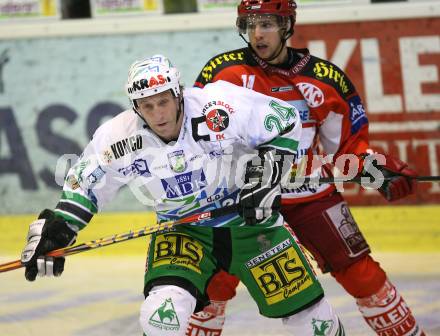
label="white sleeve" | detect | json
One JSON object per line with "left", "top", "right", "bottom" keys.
{"left": 53, "top": 126, "right": 129, "bottom": 230}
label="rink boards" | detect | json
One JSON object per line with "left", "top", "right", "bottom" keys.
{"left": 1, "top": 206, "right": 439, "bottom": 255}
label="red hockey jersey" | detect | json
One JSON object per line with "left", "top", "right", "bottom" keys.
{"left": 194, "top": 47, "right": 370, "bottom": 204}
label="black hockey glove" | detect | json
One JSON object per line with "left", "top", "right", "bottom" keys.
{"left": 21, "top": 209, "right": 77, "bottom": 281}
{"left": 239, "top": 149, "right": 284, "bottom": 225}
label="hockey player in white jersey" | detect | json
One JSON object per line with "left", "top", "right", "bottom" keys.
{"left": 21, "top": 54, "right": 345, "bottom": 335}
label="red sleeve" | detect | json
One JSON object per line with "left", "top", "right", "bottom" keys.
{"left": 331, "top": 91, "right": 370, "bottom": 157}
{"left": 296, "top": 76, "right": 370, "bottom": 158}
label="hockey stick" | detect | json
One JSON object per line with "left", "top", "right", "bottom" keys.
{"left": 0, "top": 205, "right": 238, "bottom": 274}
{"left": 292, "top": 175, "right": 440, "bottom": 185}
{"left": 2, "top": 174, "right": 438, "bottom": 273}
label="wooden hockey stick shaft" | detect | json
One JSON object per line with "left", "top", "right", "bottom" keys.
{"left": 295, "top": 175, "right": 440, "bottom": 184}
{"left": 0, "top": 205, "right": 238, "bottom": 274}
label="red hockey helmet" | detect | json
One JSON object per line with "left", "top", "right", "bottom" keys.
{"left": 237, "top": 0, "right": 296, "bottom": 17}
{"left": 236, "top": 0, "right": 297, "bottom": 36}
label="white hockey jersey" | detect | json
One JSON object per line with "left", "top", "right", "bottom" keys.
{"left": 54, "top": 81, "right": 301, "bottom": 229}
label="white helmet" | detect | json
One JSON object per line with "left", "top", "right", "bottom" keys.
{"left": 126, "top": 54, "right": 181, "bottom": 108}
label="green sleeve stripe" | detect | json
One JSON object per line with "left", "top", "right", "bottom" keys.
{"left": 54, "top": 210, "right": 87, "bottom": 230}
{"left": 60, "top": 191, "right": 98, "bottom": 213}
{"left": 262, "top": 137, "right": 299, "bottom": 152}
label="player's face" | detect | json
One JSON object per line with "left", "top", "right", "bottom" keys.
{"left": 136, "top": 90, "right": 182, "bottom": 141}
{"left": 247, "top": 15, "right": 288, "bottom": 64}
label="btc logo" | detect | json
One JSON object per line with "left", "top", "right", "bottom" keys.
{"left": 249, "top": 244, "right": 314, "bottom": 305}
{"left": 153, "top": 233, "right": 203, "bottom": 273}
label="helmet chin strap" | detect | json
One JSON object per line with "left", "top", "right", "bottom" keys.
{"left": 176, "top": 95, "right": 184, "bottom": 124}
{"left": 132, "top": 103, "right": 150, "bottom": 129}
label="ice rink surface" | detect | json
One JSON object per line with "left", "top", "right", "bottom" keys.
{"left": 1, "top": 253, "right": 439, "bottom": 336}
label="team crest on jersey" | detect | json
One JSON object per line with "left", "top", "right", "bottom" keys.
{"left": 205, "top": 109, "right": 229, "bottom": 132}
{"left": 167, "top": 150, "right": 187, "bottom": 173}
{"left": 296, "top": 82, "right": 324, "bottom": 108}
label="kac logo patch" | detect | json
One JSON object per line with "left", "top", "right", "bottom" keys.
{"left": 296, "top": 82, "right": 324, "bottom": 108}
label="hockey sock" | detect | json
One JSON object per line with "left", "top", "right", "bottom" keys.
{"left": 185, "top": 300, "right": 226, "bottom": 336}
{"left": 282, "top": 297, "right": 345, "bottom": 335}
{"left": 356, "top": 279, "right": 425, "bottom": 336}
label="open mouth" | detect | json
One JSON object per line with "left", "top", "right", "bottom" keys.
{"left": 256, "top": 43, "right": 268, "bottom": 51}
{"left": 255, "top": 43, "right": 269, "bottom": 55}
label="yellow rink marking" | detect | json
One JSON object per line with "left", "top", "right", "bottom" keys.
{"left": 0, "top": 205, "right": 439, "bottom": 257}
{"left": 350, "top": 205, "right": 440, "bottom": 252}
{"left": 0, "top": 212, "right": 155, "bottom": 257}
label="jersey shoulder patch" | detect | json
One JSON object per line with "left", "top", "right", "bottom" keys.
{"left": 195, "top": 48, "right": 252, "bottom": 87}
{"left": 300, "top": 56, "right": 355, "bottom": 99}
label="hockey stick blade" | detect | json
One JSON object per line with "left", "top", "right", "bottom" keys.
{"left": 0, "top": 205, "right": 238, "bottom": 274}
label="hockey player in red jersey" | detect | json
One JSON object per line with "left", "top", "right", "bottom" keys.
{"left": 187, "top": 1, "right": 424, "bottom": 335}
